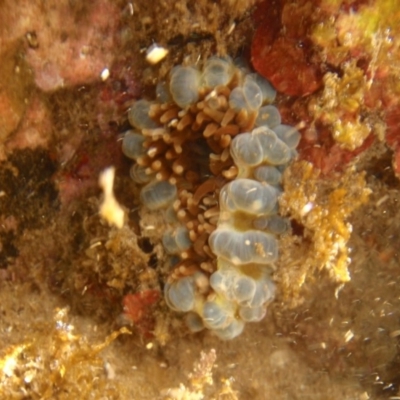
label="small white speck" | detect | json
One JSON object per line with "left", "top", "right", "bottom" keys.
{"left": 147, "top": 147, "right": 157, "bottom": 158}
{"left": 301, "top": 202, "right": 313, "bottom": 215}
{"left": 334, "top": 283, "right": 344, "bottom": 299}
{"left": 376, "top": 194, "right": 389, "bottom": 207}
{"left": 205, "top": 90, "right": 217, "bottom": 101}
{"left": 227, "top": 22, "right": 235, "bottom": 35}
{"left": 101, "top": 68, "right": 110, "bottom": 81}
{"left": 344, "top": 329, "right": 354, "bottom": 343}
{"left": 390, "top": 330, "right": 400, "bottom": 338}
{"left": 146, "top": 44, "right": 168, "bottom": 65}
{"left": 104, "top": 361, "right": 116, "bottom": 380}
{"left": 99, "top": 167, "right": 125, "bottom": 229}
{"left": 127, "top": 2, "right": 134, "bottom": 15}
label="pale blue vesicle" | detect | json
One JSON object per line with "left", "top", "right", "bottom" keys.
{"left": 243, "top": 75, "right": 263, "bottom": 110}
{"left": 264, "top": 215, "right": 290, "bottom": 235}
{"left": 229, "top": 87, "right": 248, "bottom": 112}
{"left": 232, "top": 275, "right": 257, "bottom": 304}
{"left": 273, "top": 124, "right": 301, "bottom": 149}
{"left": 129, "top": 164, "right": 153, "bottom": 184}
{"left": 252, "top": 215, "right": 289, "bottom": 235}
{"left": 209, "top": 229, "right": 278, "bottom": 265}
{"left": 239, "top": 305, "right": 266, "bottom": 322}
{"left": 253, "top": 165, "right": 282, "bottom": 185}
{"left": 248, "top": 275, "right": 276, "bottom": 308}
{"left": 162, "top": 227, "right": 191, "bottom": 255}
{"left": 164, "top": 276, "right": 196, "bottom": 312}
{"left": 247, "top": 73, "right": 277, "bottom": 103}
{"left": 128, "top": 99, "right": 159, "bottom": 130}
{"left": 140, "top": 181, "right": 177, "bottom": 210}
{"left": 122, "top": 130, "right": 146, "bottom": 160}
{"left": 156, "top": 81, "right": 172, "bottom": 103}
{"left": 185, "top": 312, "right": 204, "bottom": 332}
{"left": 214, "top": 319, "right": 245, "bottom": 340}
{"left": 219, "top": 179, "right": 279, "bottom": 215}
{"left": 202, "top": 299, "right": 234, "bottom": 330}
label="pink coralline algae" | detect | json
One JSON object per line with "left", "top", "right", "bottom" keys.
{"left": 55, "top": 130, "right": 125, "bottom": 206}
{"left": 6, "top": 95, "right": 52, "bottom": 155}
{"left": 251, "top": 0, "right": 400, "bottom": 177}
{"left": 122, "top": 290, "right": 160, "bottom": 338}
{"left": 28, "top": 0, "right": 119, "bottom": 91}
{"left": 251, "top": 0, "right": 322, "bottom": 97}
{"left": 0, "top": 0, "right": 120, "bottom": 91}
{"left": 385, "top": 108, "right": 400, "bottom": 176}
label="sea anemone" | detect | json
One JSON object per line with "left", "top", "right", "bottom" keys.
{"left": 122, "top": 56, "right": 299, "bottom": 339}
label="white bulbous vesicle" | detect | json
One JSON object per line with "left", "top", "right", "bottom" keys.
{"left": 255, "top": 105, "right": 282, "bottom": 129}
{"left": 254, "top": 126, "right": 292, "bottom": 165}
{"left": 202, "top": 298, "right": 235, "bottom": 330}
{"left": 243, "top": 75, "right": 263, "bottom": 110}
{"left": 228, "top": 76, "right": 263, "bottom": 113}
{"left": 230, "top": 126, "right": 292, "bottom": 167}
{"left": 169, "top": 66, "right": 201, "bottom": 108}
{"left": 210, "top": 265, "right": 276, "bottom": 306}
{"left": 219, "top": 179, "right": 279, "bottom": 215}
{"left": 209, "top": 268, "right": 236, "bottom": 298}
{"left": 230, "top": 132, "right": 264, "bottom": 166}
{"left": 209, "top": 229, "right": 278, "bottom": 265}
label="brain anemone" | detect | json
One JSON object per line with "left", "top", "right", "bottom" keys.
{"left": 122, "top": 56, "right": 300, "bottom": 339}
